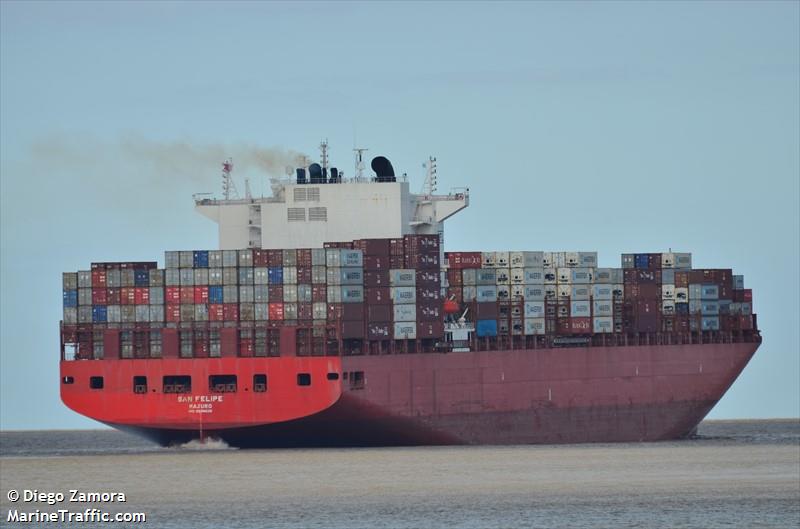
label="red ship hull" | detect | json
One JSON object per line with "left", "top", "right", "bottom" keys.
{"left": 61, "top": 340, "right": 759, "bottom": 447}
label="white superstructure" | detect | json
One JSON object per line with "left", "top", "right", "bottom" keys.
{"left": 194, "top": 152, "right": 469, "bottom": 250}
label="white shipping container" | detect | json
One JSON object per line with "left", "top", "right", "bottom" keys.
{"left": 462, "top": 286, "right": 477, "bottom": 302}
{"left": 524, "top": 301, "right": 545, "bottom": 318}
{"left": 553, "top": 252, "right": 567, "bottom": 268}
{"left": 524, "top": 285, "right": 545, "bottom": 301}
{"left": 509, "top": 251, "right": 525, "bottom": 268}
{"left": 311, "top": 248, "right": 327, "bottom": 266}
{"left": 662, "top": 300, "right": 675, "bottom": 315}
{"left": 557, "top": 284, "right": 571, "bottom": 298}
{"left": 254, "top": 285, "right": 269, "bottom": 303}
{"left": 594, "top": 268, "right": 612, "bottom": 284}
{"left": 523, "top": 251, "right": 544, "bottom": 267}
{"left": 254, "top": 267, "right": 269, "bottom": 285}
{"left": 312, "top": 266, "right": 327, "bottom": 284}
{"left": 571, "top": 285, "right": 591, "bottom": 300}
{"left": 391, "top": 286, "right": 417, "bottom": 304}
{"left": 389, "top": 269, "right": 416, "bottom": 286}
{"left": 283, "top": 285, "right": 298, "bottom": 302}
{"left": 542, "top": 252, "right": 553, "bottom": 268}
{"left": 566, "top": 252, "right": 579, "bottom": 267}
{"left": 571, "top": 268, "right": 593, "bottom": 284}
{"left": 476, "top": 285, "right": 497, "bottom": 302}
{"left": 579, "top": 252, "right": 597, "bottom": 268}
{"left": 661, "top": 252, "right": 675, "bottom": 268}
{"left": 675, "top": 287, "right": 689, "bottom": 302}
{"left": 557, "top": 268, "right": 572, "bottom": 284}
{"left": 394, "top": 322, "right": 417, "bottom": 339}
{"left": 149, "top": 305, "right": 164, "bottom": 322}
{"left": 393, "top": 303, "right": 417, "bottom": 322}
{"left": 208, "top": 251, "right": 223, "bottom": 268}
{"left": 481, "top": 252, "right": 496, "bottom": 268}
{"left": 662, "top": 269, "right": 675, "bottom": 284}
{"left": 662, "top": 284, "right": 675, "bottom": 300}
{"left": 495, "top": 268, "right": 511, "bottom": 285}
{"left": 312, "top": 302, "right": 327, "bottom": 320}
{"left": 283, "top": 267, "right": 298, "bottom": 285}
{"left": 495, "top": 251, "right": 509, "bottom": 267}
{"left": 107, "top": 305, "right": 121, "bottom": 323}
{"left": 462, "top": 269, "right": 477, "bottom": 285}
{"left": 222, "top": 250, "right": 238, "bottom": 267}
{"left": 523, "top": 268, "right": 544, "bottom": 285}
{"left": 284, "top": 303, "right": 298, "bottom": 320}
{"left": 497, "top": 285, "right": 510, "bottom": 300}
{"left": 510, "top": 269, "right": 525, "bottom": 284}
{"left": 592, "top": 284, "right": 613, "bottom": 300}
{"left": 612, "top": 284, "right": 624, "bottom": 298}
{"left": 524, "top": 318, "right": 546, "bottom": 335}
{"left": 543, "top": 268, "right": 557, "bottom": 284}
{"left": 165, "top": 251, "right": 180, "bottom": 269}
{"left": 510, "top": 285, "right": 525, "bottom": 299}
{"left": 593, "top": 300, "right": 613, "bottom": 317}
{"left": 327, "top": 286, "right": 342, "bottom": 303}
{"left": 593, "top": 317, "right": 613, "bottom": 333}
{"left": 571, "top": 300, "right": 591, "bottom": 317}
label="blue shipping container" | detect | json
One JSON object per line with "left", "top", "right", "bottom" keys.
{"left": 208, "top": 286, "right": 224, "bottom": 304}
{"left": 476, "top": 319, "right": 498, "bottom": 337}
{"left": 134, "top": 269, "right": 150, "bottom": 286}
{"left": 92, "top": 306, "right": 107, "bottom": 323}
{"left": 634, "top": 254, "right": 650, "bottom": 269}
{"left": 193, "top": 250, "right": 209, "bottom": 268}
{"left": 268, "top": 267, "right": 284, "bottom": 284}
{"left": 675, "top": 302, "right": 689, "bottom": 315}
{"left": 63, "top": 289, "right": 78, "bottom": 308}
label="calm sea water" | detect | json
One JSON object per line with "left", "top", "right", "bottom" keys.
{"left": 1, "top": 420, "right": 798, "bottom": 528}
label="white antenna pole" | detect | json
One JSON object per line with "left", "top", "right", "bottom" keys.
{"left": 222, "top": 158, "right": 238, "bottom": 200}
{"left": 320, "top": 139, "right": 329, "bottom": 172}
{"left": 423, "top": 156, "right": 437, "bottom": 196}
{"left": 354, "top": 147, "right": 368, "bottom": 181}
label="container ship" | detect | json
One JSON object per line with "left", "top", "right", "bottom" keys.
{"left": 59, "top": 144, "right": 761, "bottom": 447}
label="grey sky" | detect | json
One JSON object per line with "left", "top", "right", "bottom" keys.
{"left": 1, "top": 1, "right": 798, "bottom": 429}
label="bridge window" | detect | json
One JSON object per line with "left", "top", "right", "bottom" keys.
{"left": 163, "top": 375, "right": 191, "bottom": 394}
{"left": 133, "top": 376, "right": 147, "bottom": 394}
{"left": 297, "top": 373, "right": 311, "bottom": 386}
{"left": 253, "top": 374, "right": 267, "bottom": 393}
{"left": 326, "top": 372, "right": 339, "bottom": 381}
{"left": 62, "top": 376, "right": 74, "bottom": 384}
{"left": 89, "top": 376, "right": 104, "bottom": 389}
{"left": 210, "top": 374, "right": 237, "bottom": 393}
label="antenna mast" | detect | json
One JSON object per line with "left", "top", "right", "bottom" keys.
{"left": 222, "top": 158, "right": 238, "bottom": 200}
{"left": 354, "top": 147, "right": 368, "bottom": 181}
{"left": 423, "top": 156, "right": 438, "bottom": 196}
{"left": 320, "top": 139, "right": 329, "bottom": 172}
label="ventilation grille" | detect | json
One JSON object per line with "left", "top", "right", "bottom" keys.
{"left": 293, "top": 187, "right": 320, "bottom": 202}
{"left": 306, "top": 188, "right": 320, "bottom": 201}
{"left": 287, "top": 208, "right": 306, "bottom": 222}
{"left": 308, "top": 207, "right": 327, "bottom": 221}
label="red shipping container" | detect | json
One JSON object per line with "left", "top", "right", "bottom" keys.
{"left": 252, "top": 249, "right": 269, "bottom": 267}
{"left": 311, "top": 285, "right": 327, "bottom": 302}
{"left": 447, "top": 269, "right": 463, "bottom": 286}
{"left": 180, "top": 286, "right": 194, "bottom": 304}
{"left": 194, "top": 286, "right": 209, "bottom": 304}
{"left": 416, "top": 286, "right": 441, "bottom": 301}
{"left": 296, "top": 248, "right": 313, "bottom": 267}
{"left": 107, "top": 287, "right": 121, "bottom": 305}
{"left": 366, "top": 287, "right": 391, "bottom": 304}
{"left": 389, "top": 238, "right": 405, "bottom": 256}
{"left": 557, "top": 318, "right": 571, "bottom": 334}
{"left": 120, "top": 287, "right": 135, "bottom": 305}
{"left": 343, "top": 303, "right": 365, "bottom": 321}
{"left": 405, "top": 253, "right": 440, "bottom": 269}
{"left": 268, "top": 303, "right": 284, "bottom": 320}
{"left": 625, "top": 283, "right": 659, "bottom": 300}
{"left": 447, "top": 286, "right": 463, "bottom": 304}
{"left": 674, "top": 272, "right": 689, "bottom": 288}
{"left": 298, "top": 303, "right": 313, "bottom": 320}
{"left": 742, "top": 289, "right": 752, "bottom": 302}
{"left": 223, "top": 303, "right": 239, "bottom": 321}
{"left": 194, "top": 338, "right": 209, "bottom": 358}
{"left": 267, "top": 250, "right": 283, "bottom": 267}
{"left": 368, "top": 304, "right": 392, "bottom": 322}
{"left": 367, "top": 322, "right": 391, "bottom": 340}
{"left": 92, "top": 288, "right": 108, "bottom": 305}
{"left": 209, "top": 304, "right": 224, "bottom": 321}
{"left": 389, "top": 255, "right": 404, "bottom": 268}
{"left": 268, "top": 286, "right": 284, "bottom": 300}
{"left": 327, "top": 303, "right": 343, "bottom": 320}
{"left": 417, "top": 269, "right": 441, "bottom": 286}
{"left": 647, "top": 253, "right": 662, "bottom": 269}
{"left": 358, "top": 238, "right": 391, "bottom": 256}
{"left": 403, "top": 234, "right": 440, "bottom": 253}
{"left": 739, "top": 315, "right": 753, "bottom": 330}
{"left": 166, "top": 304, "right": 181, "bottom": 323}
{"left": 718, "top": 284, "right": 732, "bottom": 300}
{"left": 570, "top": 317, "right": 591, "bottom": 334}
{"left": 134, "top": 287, "right": 150, "bottom": 305}
{"left": 364, "top": 270, "right": 390, "bottom": 287}
{"left": 239, "top": 339, "right": 254, "bottom": 357}
{"left": 341, "top": 320, "right": 364, "bottom": 338}
{"left": 91, "top": 269, "right": 107, "bottom": 287}
{"left": 165, "top": 287, "right": 181, "bottom": 303}
{"left": 417, "top": 301, "right": 441, "bottom": 321}
{"left": 162, "top": 328, "right": 178, "bottom": 358}
{"left": 418, "top": 320, "right": 444, "bottom": 338}
{"left": 624, "top": 269, "right": 657, "bottom": 284}
{"left": 297, "top": 267, "right": 312, "bottom": 283}
{"left": 363, "top": 255, "right": 389, "bottom": 271}
{"left": 446, "top": 251, "right": 482, "bottom": 269}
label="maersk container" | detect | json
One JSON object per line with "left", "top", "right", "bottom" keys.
{"left": 476, "top": 285, "right": 497, "bottom": 303}
{"left": 268, "top": 267, "right": 284, "bottom": 284}
{"left": 389, "top": 269, "right": 416, "bottom": 287}
{"left": 718, "top": 299, "right": 732, "bottom": 315}
{"left": 209, "top": 286, "right": 224, "bottom": 304}
{"left": 106, "top": 269, "right": 121, "bottom": 288}
{"left": 593, "top": 316, "right": 613, "bottom": 333}
{"left": 107, "top": 305, "right": 121, "bottom": 323}
{"left": 165, "top": 251, "right": 180, "bottom": 269}
{"left": 194, "top": 268, "right": 209, "bottom": 285}
{"left": 222, "top": 250, "right": 238, "bottom": 268}
{"left": 63, "top": 307, "right": 77, "bottom": 324}
{"left": 594, "top": 268, "right": 611, "bottom": 284}
{"left": 149, "top": 287, "right": 164, "bottom": 305}
{"left": 593, "top": 300, "right": 613, "bottom": 317}
{"left": 341, "top": 286, "right": 365, "bottom": 303}
{"left": 476, "top": 269, "right": 496, "bottom": 285}
{"left": 524, "top": 301, "right": 545, "bottom": 318}
{"left": 524, "top": 285, "right": 545, "bottom": 301}
{"left": 462, "top": 286, "right": 477, "bottom": 302}
{"left": 223, "top": 285, "right": 238, "bottom": 303}
{"left": 675, "top": 287, "right": 689, "bottom": 302}
{"left": 339, "top": 268, "right": 364, "bottom": 285}
{"left": 571, "top": 285, "right": 590, "bottom": 300}
{"left": 476, "top": 319, "right": 498, "bottom": 337}
{"left": 579, "top": 252, "right": 597, "bottom": 268}
{"left": 341, "top": 250, "right": 363, "bottom": 268}
{"left": 462, "top": 269, "right": 477, "bottom": 286}
{"left": 394, "top": 322, "right": 417, "bottom": 339}
{"left": 495, "top": 269, "right": 510, "bottom": 285}
{"left": 391, "top": 286, "right": 417, "bottom": 304}
{"left": 193, "top": 250, "right": 209, "bottom": 268}
{"left": 571, "top": 268, "right": 593, "bottom": 284}
{"left": 496, "top": 285, "right": 510, "bottom": 300}
{"left": 701, "top": 316, "right": 720, "bottom": 331}
{"left": 557, "top": 268, "right": 571, "bottom": 284}
{"left": 283, "top": 285, "right": 298, "bottom": 303}
{"left": 78, "top": 306, "right": 92, "bottom": 324}
{"left": 63, "top": 290, "right": 78, "bottom": 308}
{"left": 78, "top": 271, "right": 92, "bottom": 288}
{"left": 179, "top": 269, "right": 194, "bottom": 286}
{"left": 393, "top": 303, "right": 417, "bottom": 322}
{"left": 523, "top": 268, "right": 544, "bottom": 285}
{"left": 92, "top": 306, "right": 107, "bottom": 323}
{"left": 592, "top": 284, "right": 613, "bottom": 300}
{"left": 239, "top": 286, "right": 254, "bottom": 303}
{"left": 674, "top": 253, "right": 692, "bottom": 270}
{"left": 701, "top": 284, "right": 719, "bottom": 300}
{"left": 524, "top": 317, "right": 545, "bottom": 335}
{"left": 149, "top": 305, "right": 164, "bottom": 323}
{"left": 571, "top": 300, "right": 591, "bottom": 317}
{"left": 208, "top": 250, "right": 223, "bottom": 268}
{"left": 701, "top": 301, "right": 720, "bottom": 316}
{"left": 662, "top": 284, "right": 675, "bottom": 300}
{"left": 621, "top": 254, "right": 635, "bottom": 269}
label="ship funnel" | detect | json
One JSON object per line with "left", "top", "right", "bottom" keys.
{"left": 296, "top": 168, "right": 306, "bottom": 184}
{"left": 330, "top": 167, "right": 339, "bottom": 183}
{"left": 371, "top": 156, "right": 396, "bottom": 182}
{"left": 308, "top": 163, "right": 323, "bottom": 184}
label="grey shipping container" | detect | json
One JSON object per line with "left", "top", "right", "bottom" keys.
{"left": 107, "top": 305, "right": 121, "bottom": 323}
{"left": 476, "top": 285, "right": 497, "bottom": 302}
{"left": 164, "top": 251, "right": 180, "bottom": 269}
{"left": 390, "top": 286, "right": 416, "bottom": 304}
{"left": 254, "top": 303, "right": 269, "bottom": 321}
{"left": 78, "top": 271, "right": 92, "bottom": 288}
{"left": 254, "top": 285, "right": 269, "bottom": 303}
{"left": 297, "top": 284, "right": 312, "bottom": 303}
{"left": 283, "top": 285, "right": 298, "bottom": 303}
{"left": 223, "top": 285, "right": 238, "bottom": 303}
{"left": 476, "top": 269, "right": 497, "bottom": 285}
{"left": 389, "top": 269, "right": 416, "bottom": 287}
{"left": 239, "top": 267, "right": 254, "bottom": 285}
{"left": 238, "top": 249, "right": 253, "bottom": 267}
{"left": 179, "top": 269, "right": 194, "bottom": 286}
{"left": 222, "top": 250, "right": 238, "bottom": 268}
{"left": 209, "top": 268, "right": 223, "bottom": 286}
{"left": 165, "top": 269, "right": 180, "bottom": 287}
{"left": 223, "top": 268, "right": 238, "bottom": 285}
{"left": 149, "top": 269, "right": 164, "bottom": 287}
{"left": 571, "top": 300, "right": 591, "bottom": 317}
{"left": 239, "top": 285, "right": 254, "bottom": 303}
{"left": 106, "top": 269, "right": 121, "bottom": 288}
{"left": 254, "top": 267, "right": 269, "bottom": 285}
{"left": 63, "top": 307, "right": 78, "bottom": 324}
{"left": 149, "top": 287, "right": 164, "bottom": 305}
{"left": 208, "top": 251, "right": 223, "bottom": 268}
{"left": 179, "top": 251, "right": 194, "bottom": 268}
{"left": 194, "top": 268, "right": 209, "bottom": 285}
{"left": 63, "top": 272, "right": 78, "bottom": 290}
{"left": 149, "top": 305, "right": 164, "bottom": 322}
